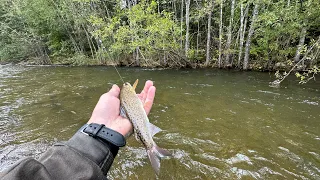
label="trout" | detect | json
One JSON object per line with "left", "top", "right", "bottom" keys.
{"left": 120, "top": 79, "right": 171, "bottom": 175}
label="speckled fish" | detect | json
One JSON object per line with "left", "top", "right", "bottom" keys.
{"left": 120, "top": 79, "right": 171, "bottom": 175}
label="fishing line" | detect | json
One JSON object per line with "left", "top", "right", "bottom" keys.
{"left": 98, "top": 39, "right": 125, "bottom": 84}
{"left": 113, "top": 65, "right": 125, "bottom": 84}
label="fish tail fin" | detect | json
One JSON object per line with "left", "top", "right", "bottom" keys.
{"left": 147, "top": 145, "right": 171, "bottom": 175}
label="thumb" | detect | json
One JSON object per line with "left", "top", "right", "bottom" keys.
{"left": 108, "top": 84, "right": 120, "bottom": 97}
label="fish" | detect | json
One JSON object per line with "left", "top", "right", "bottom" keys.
{"left": 120, "top": 79, "right": 171, "bottom": 175}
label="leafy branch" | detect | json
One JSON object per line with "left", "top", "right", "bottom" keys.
{"left": 270, "top": 36, "right": 320, "bottom": 87}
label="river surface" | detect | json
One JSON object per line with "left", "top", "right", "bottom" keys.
{"left": 0, "top": 64, "right": 319, "bottom": 179}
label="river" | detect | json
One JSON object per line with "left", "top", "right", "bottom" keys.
{"left": 0, "top": 64, "right": 319, "bottom": 179}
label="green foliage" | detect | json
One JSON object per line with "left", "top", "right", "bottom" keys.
{"left": 68, "top": 53, "right": 96, "bottom": 66}
{"left": 187, "top": 49, "right": 205, "bottom": 62}
{"left": 90, "top": 0, "right": 181, "bottom": 66}
{"left": 251, "top": 0, "right": 320, "bottom": 68}
{"left": 0, "top": 0, "right": 106, "bottom": 63}
{"left": 252, "top": 1, "right": 300, "bottom": 63}
{"left": 0, "top": 1, "right": 32, "bottom": 61}
{"left": 0, "top": 0, "right": 319, "bottom": 76}
{"left": 295, "top": 66, "right": 319, "bottom": 84}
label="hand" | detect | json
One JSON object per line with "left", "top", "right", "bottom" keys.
{"left": 87, "top": 80, "right": 156, "bottom": 137}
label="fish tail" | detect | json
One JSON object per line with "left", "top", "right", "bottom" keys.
{"left": 147, "top": 145, "right": 171, "bottom": 175}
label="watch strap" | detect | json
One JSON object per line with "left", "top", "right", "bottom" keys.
{"left": 81, "top": 123, "right": 126, "bottom": 147}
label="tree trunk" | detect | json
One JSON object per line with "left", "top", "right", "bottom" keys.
{"left": 173, "top": 0, "right": 177, "bottom": 21}
{"left": 135, "top": 47, "right": 140, "bottom": 66}
{"left": 218, "top": 0, "right": 223, "bottom": 68}
{"left": 163, "top": 50, "right": 167, "bottom": 66}
{"left": 185, "top": 0, "right": 190, "bottom": 56}
{"left": 238, "top": 4, "right": 246, "bottom": 68}
{"left": 101, "top": 0, "right": 111, "bottom": 18}
{"left": 43, "top": 45, "right": 51, "bottom": 64}
{"left": 294, "top": 26, "right": 307, "bottom": 65}
{"left": 238, "top": 4, "right": 249, "bottom": 68}
{"left": 197, "top": 21, "right": 200, "bottom": 58}
{"left": 205, "top": 0, "right": 214, "bottom": 67}
{"left": 86, "top": 25, "right": 98, "bottom": 55}
{"left": 243, "top": 3, "right": 259, "bottom": 70}
{"left": 180, "top": 0, "right": 184, "bottom": 49}
{"left": 82, "top": 24, "right": 95, "bottom": 59}
{"left": 224, "top": 0, "right": 235, "bottom": 67}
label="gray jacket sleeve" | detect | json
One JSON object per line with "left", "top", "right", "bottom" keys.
{"left": 0, "top": 130, "right": 118, "bottom": 180}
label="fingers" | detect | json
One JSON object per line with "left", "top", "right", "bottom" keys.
{"left": 139, "top": 80, "right": 153, "bottom": 103}
{"left": 144, "top": 86, "right": 156, "bottom": 114}
{"left": 108, "top": 84, "right": 120, "bottom": 97}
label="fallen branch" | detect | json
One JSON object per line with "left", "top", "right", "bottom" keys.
{"left": 270, "top": 36, "right": 320, "bottom": 87}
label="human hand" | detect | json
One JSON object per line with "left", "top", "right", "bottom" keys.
{"left": 87, "top": 80, "right": 156, "bottom": 137}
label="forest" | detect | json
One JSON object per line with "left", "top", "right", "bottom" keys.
{"left": 0, "top": 0, "right": 320, "bottom": 72}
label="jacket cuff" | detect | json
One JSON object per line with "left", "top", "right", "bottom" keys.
{"left": 66, "top": 130, "right": 118, "bottom": 175}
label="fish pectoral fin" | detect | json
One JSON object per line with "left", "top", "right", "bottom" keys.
{"left": 119, "top": 106, "right": 128, "bottom": 119}
{"left": 132, "top": 79, "right": 139, "bottom": 90}
{"left": 148, "top": 122, "right": 162, "bottom": 137}
{"left": 120, "top": 106, "right": 134, "bottom": 138}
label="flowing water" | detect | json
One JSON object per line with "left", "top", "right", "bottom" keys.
{"left": 0, "top": 64, "right": 319, "bottom": 179}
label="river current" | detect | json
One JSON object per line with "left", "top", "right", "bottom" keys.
{"left": 0, "top": 65, "right": 319, "bottom": 179}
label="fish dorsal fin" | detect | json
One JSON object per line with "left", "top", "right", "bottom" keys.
{"left": 148, "top": 122, "right": 162, "bottom": 137}
{"left": 132, "top": 79, "right": 139, "bottom": 90}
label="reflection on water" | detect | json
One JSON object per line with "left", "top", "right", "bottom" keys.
{"left": 0, "top": 65, "right": 319, "bottom": 179}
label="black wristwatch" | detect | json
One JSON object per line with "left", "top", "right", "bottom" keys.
{"left": 80, "top": 123, "right": 126, "bottom": 147}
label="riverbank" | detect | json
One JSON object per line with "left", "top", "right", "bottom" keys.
{"left": 0, "top": 57, "right": 310, "bottom": 73}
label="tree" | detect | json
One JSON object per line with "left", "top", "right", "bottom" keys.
{"left": 224, "top": 0, "right": 235, "bottom": 67}
{"left": 237, "top": 3, "right": 249, "bottom": 68}
{"left": 185, "top": 0, "right": 190, "bottom": 56}
{"left": 218, "top": 0, "right": 223, "bottom": 68}
{"left": 243, "top": 3, "right": 259, "bottom": 70}
{"left": 90, "top": 1, "right": 182, "bottom": 67}
{"left": 0, "top": 0, "right": 319, "bottom": 72}
{"left": 205, "top": 0, "right": 214, "bottom": 67}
